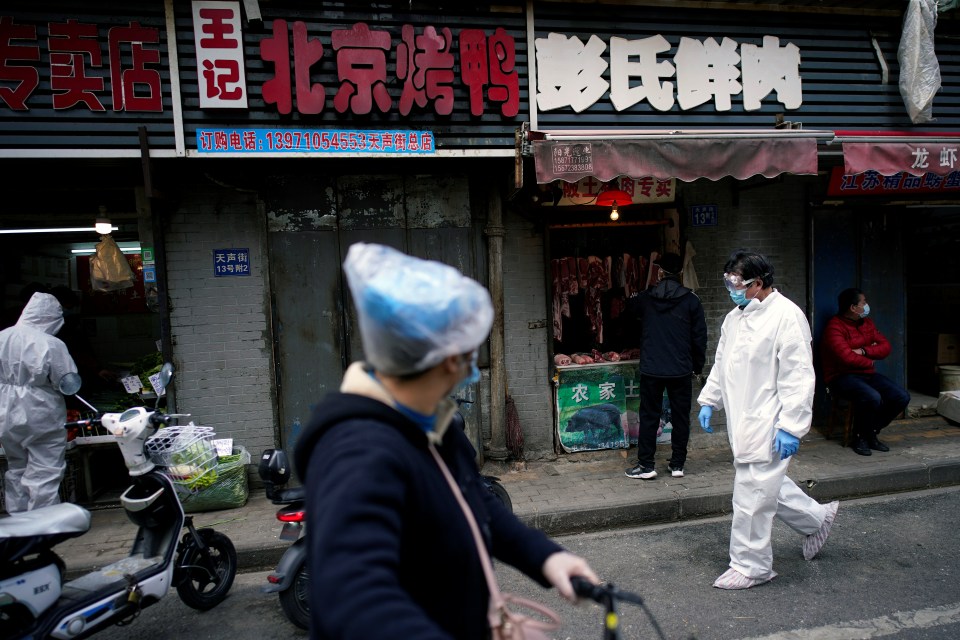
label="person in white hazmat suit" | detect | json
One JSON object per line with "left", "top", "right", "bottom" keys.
{"left": 697, "top": 250, "right": 839, "bottom": 590}
{"left": 0, "top": 292, "right": 78, "bottom": 512}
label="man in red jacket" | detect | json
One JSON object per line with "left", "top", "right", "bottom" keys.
{"left": 820, "top": 288, "right": 910, "bottom": 456}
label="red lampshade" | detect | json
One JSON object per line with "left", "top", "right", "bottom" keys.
{"left": 595, "top": 189, "right": 632, "bottom": 207}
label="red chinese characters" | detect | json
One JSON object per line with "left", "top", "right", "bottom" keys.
{"left": 257, "top": 21, "right": 519, "bottom": 118}
{"left": 193, "top": 2, "right": 247, "bottom": 108}
{"left": 397, "top": 25, "right": 454, "bottom": 116}
{"left": 331, "top": 22, "right": 392, "bottom": 115}
{"left": 1, "top": 15, "right": 162, "bottom": 112}
{"left": 48, "top": 19, "right": 105, "bottom": 111}
{"left": 109, "top": 22, "right": 161, "bottom": 111}
{"left": 460, "top": 27, "right": 519, "bottom": 117}
{"left": 0, "top": 16, "right": 40, "bottom": 110}
{"left": 261, "top": 19, "right": 324, "bottom": 115}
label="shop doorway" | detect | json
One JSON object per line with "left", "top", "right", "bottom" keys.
{"left": 0, "top": 213, "right": 161, "bottom": 507}
{"left": 546, "top": 218, "right": 671, "bottom": 452}
{"left": 904, "top": 205, "right": 960, "bottom": 396}
{"left": 267, "top": 187, "right": 478, "bottom": 456}
{"left": 810, "top": 207, "right": 908, "bottom": 429}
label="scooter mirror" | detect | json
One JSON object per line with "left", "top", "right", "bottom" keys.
{"left": 58, "top": 372, "right": 82, "bottom": 396}
{"left": 158, "top": 362, "right": 174, "bottom": 388}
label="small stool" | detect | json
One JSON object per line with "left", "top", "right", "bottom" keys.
{"left": 824, "top": 387, "right": 855, "bottom": 447}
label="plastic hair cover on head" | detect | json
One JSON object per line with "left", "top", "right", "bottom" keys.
{"left": 343, "top": 243, "right": 494, "bottom": 376}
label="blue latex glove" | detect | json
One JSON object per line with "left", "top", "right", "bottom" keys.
{"left": 774, "top": 429, "right": 800, "bottom": 460}
{"left": 698, "top": 406, "right": 714, "bottom": 433}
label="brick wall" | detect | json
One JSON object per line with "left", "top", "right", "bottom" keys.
{"left": 164, "top": 186, "right": 278, "bottom": 456}
{"left": 678, "top": 176, "right": 813, "bottom": 429}
{"left": 501, "top": 208, "right": 556, "bottom": 459}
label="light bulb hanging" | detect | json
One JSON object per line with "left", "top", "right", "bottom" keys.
{"left": 95, "top": 205, "right": 112, "bottom": 235}
{"left": 596, "top": 189, "right": 631, "bottom": 223}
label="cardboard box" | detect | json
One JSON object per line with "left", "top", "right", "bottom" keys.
{"left": 938, "top": 334, "right": 960, "bottom": 364}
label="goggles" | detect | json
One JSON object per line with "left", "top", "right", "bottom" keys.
{"left": 722, "top": 272, "right": 757, "bottom": 292}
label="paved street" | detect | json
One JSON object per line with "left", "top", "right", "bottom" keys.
{"left": 91, "top": 486, "right": 960, "bottom": 639}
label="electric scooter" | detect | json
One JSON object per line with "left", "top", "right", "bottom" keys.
{"left": 258, "top": 448, "right": 309, "bottom": 630}
{"left": 0, "top": 364, "right": 238, "bottom": 639}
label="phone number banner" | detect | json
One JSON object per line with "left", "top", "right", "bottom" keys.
{"left": 196, "top": 128, "right": 436, "bottom": 154}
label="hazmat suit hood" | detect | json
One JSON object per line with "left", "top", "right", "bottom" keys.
{"left": 16, "top": 292, "right": 65, "bottom": 336}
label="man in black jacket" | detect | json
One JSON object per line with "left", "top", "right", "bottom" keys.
{"left": 625, "top": 252, "right": 707, "bottom": 480}
{"left": 294, "top": 243, "right": 598, "bottom": 640}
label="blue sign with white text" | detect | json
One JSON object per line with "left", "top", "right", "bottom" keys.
{"left": 691, "top": 205, "right": 718, "bottom": 227}
{"left": 196, "top": 128, "right": 435, "bottom": 155}
{"left": 213, "top": 248, "right": 250, "bottom": 277}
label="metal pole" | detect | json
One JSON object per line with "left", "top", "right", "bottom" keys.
{"left": 485, "top": 181, "right": 508, "bottom": 460}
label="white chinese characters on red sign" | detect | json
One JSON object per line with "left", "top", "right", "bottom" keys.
{"left": 910, "top": 145, "right": 959, "bottom": 171}
{"left": 192, "top": 1, "right": 247, "bottom": 109}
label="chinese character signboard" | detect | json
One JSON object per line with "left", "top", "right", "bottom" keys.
{"left": 213, "top": 248, "right": 250, "bottom": 276}
{"left": 540, "top": 176, "right": 675, "bottom": 206}
{"left": 253, "top": 19, "right": 518, "bottom": 118}
{"left": 193, "top": 1, "right": 247, "bottom": 109}
{"left": 196, "top": 128, "right": 434, "bottom": 154}
{"left": 536, "top": 33, "right": 801, "bottom": 114}
{"left": 827, "top": 167, "right": 960, "bottom": 197}
{"left": 842, "top": 141, "right": 960, "bottom": 178}
{"left": 0, "top": 14, "right": 163, "bottom": 112}
{"left": 555, "top": 362, "right": 642, "bottom": 452}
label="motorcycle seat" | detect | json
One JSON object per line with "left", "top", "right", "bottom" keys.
{"left": 0, "top": 502, "right": 91, "bottom": 538}
{"left": 272, "top": 485, "right": 305, "bottom": 503}
{"left": 0, "top": 503, "right": 92, "bottom": 566}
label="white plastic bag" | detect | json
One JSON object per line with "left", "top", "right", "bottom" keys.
{"left": 90, "top": 235, "right": 135, "bottom": 291}
{"left": 898, "top": 0, "right": 941, "bottom": 124}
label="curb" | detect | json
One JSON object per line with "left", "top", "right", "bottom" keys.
{"left": 517, "top": 458, "right": 960, "bottom": 536}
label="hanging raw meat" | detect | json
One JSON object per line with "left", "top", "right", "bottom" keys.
{"left": 645, "top": 251, "right": 660, "bottom": 289}
{"left": 551, "top": 259, "right": 563, "bottom": 342}
{"left": 584, "top": 256, "right": 608, "bottom": 345}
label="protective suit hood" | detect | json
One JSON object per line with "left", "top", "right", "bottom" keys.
{"left": 16, "top": 292, "right": 65, "bottom": 336}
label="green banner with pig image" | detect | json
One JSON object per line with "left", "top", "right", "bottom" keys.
{"left": 555, "top": 362, "right": 641, "bottom": 452}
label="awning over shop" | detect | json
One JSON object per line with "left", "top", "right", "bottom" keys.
{"left": 529, "top": 130, "right": 829, "bottom": 184}
{"left": 835, "top": 132, "right": 960, "bottom": 177}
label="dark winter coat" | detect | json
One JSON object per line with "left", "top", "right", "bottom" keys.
{"left": 819, "top": 315, "right": 892, "bottom": 383}
{"left": 627, "top": 278, "right": 707, "bottom": 378}
{"left": 293, "top": 363, "right": 562, "bottom": 640}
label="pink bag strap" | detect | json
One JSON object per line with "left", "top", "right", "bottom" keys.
{"left": 428, "top": 445, "right": 560, "bottom": 632}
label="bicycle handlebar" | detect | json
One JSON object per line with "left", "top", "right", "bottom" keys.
{"left": 571, "top": 576, "right": 645, "bottom": 606}
{"left": 571, "top": 576, "right": 667, "bottom": 640}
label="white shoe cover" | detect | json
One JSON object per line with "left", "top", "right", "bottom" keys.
{"left": 712, "top": 567, "right": 777, "bottom": 590}
{"left": 804, "top": 500, "right": 840, "bottom": 561}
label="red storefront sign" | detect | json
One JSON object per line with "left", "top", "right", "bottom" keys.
{"left": 826, "top": 166, "right": 960, "bottom": 196}
{"left": 1, "top": 8, "right": 519, "bottom": 119}
{"left": 257, "top": 19, "right": 518, "bottom": 117}
{"left": 0, "top": 15, "right": 161, "bottom": 112}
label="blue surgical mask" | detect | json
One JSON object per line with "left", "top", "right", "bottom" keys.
{"left": 859, "top": 303, "right": 870, "bottom": 318}
{"left": 729, "top": 289, "right": 748, "bottom": 307}
{"left": 455, "top": 351, "right": 480, "bottom": 391}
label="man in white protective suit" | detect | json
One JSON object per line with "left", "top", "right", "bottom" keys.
{"left": 0, "top": 292, "right": 78, "bottom": 512}
{"left": 696, "top": 250, "right": 839, "bottom": 590}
